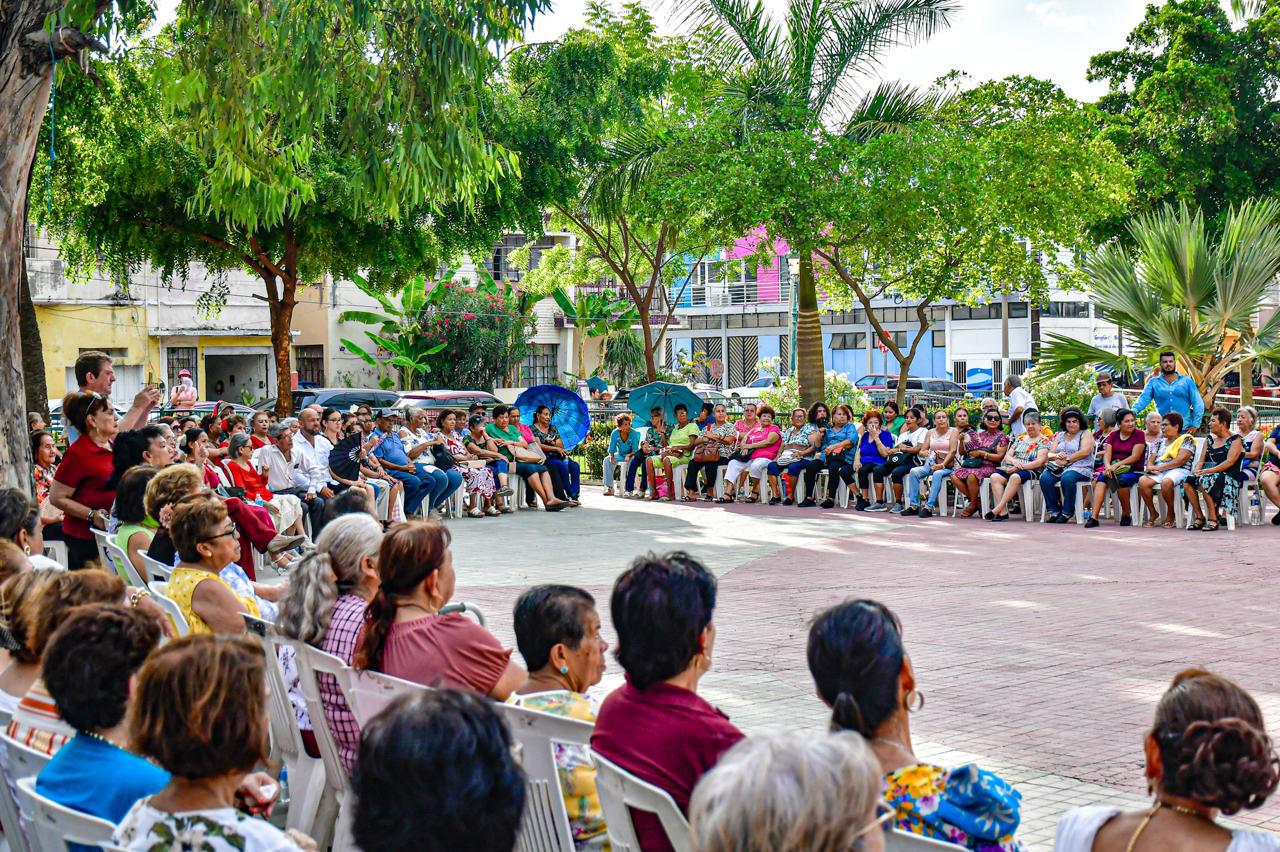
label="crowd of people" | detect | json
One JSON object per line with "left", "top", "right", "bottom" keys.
{"left": 1, "top": 348, "right": 1277, "bottom": 851}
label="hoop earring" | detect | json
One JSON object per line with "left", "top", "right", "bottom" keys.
{"left": 904, "top": 689, "right": 925, "bottom": 713}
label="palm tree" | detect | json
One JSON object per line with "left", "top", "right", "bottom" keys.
{"left": 686, "top": 0, "right": 957, "bottom": 405}
{"left": 1036, "top": 200, "right": 1280, "bottom": 411}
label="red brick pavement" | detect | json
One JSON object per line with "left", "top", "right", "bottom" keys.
{"left": 458, "top": 503, "right": 1280, "bottom": 831}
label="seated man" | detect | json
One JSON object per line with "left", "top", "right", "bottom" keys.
{"left": 369, "top": 409, "right": 431, "bottom": 517}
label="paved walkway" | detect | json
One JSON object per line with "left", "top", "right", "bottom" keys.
{"left": 446, "top": 488, "right": 1280, "bottom": 849}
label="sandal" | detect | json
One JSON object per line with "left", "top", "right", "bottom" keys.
{"left": 1189, "top": 518, "right": 1206, "bottom": 531}
{"left": 743, "top": 495, "right": 759, "bottom": 504}
{"left": 680, "top": 495, "right": 699, "bottom": 503}
{"left": 1160, "top": 518, "right": 1174, "bottom": 528}
{"left": 1204, "top": 519, "right": 1220, "bottom": 531}
{"left": 715, "top": 495, "right": 735, "bottom": 504}
{"left": 1142, "top": 518, "right": 1157, "bottom": 528}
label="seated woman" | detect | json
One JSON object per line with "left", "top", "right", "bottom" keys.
{"left": 903, "top": 409, "right": 958, "bottom": 518}
{"left": 591, "top": 552, "right": 744, "bottom": 852}
{"left": 950, "top": 408, "right": 1010, "bottom": 518}
{"left": 629, "top": 408, "right": 668, "bottom": 498}
{"left": 249, "top": 411, "right": 273, "bottom": 450}
{"left": 106, "top": 425, "right": 173, "bottom": 497}
{"left": 872, "top": 407, "right": 928, "bottom": 513}
{"left": 111, "top": 465, "right": 160, "bottom": 583}
{"left": 317, "top": 407, "right": 379, "bottom": 512}
{"left": 465, "top": 414, "right": 514, "bottom": 513}
{"left": 0, "top": 488, "right": 61, "bottom": 571}
{"left": 848, "top": 409, "right": 892, "bottom": 511}
{"left": 532, "top": 404, "right": 582, "bottom": 507}
{"left": 437, "top": 410, "right": 499, "bottom": 518}
{"left": 354, "top": 521, "right": 525, "bottom": 698}
{"left": 1184, "top": 406, "right": 1244, "bottom": 531}
{"left": 647, "top": 403, "right": 700, "bottom": 502}
{"left": 807, "top": 598, "right": 1026, "bottom": 850}
{"left": 165, "top": 494, "right": 265, "bottom": 634}
{"left": 511, "top": 585, "right": 610, "bottom": 849}
{"left": 1137, "top": 412, "right": 1193, "bottom": 528}
{"left": 1260, "top": 415, "right": 1280, "bottom": 525}
{"left": 277, "top": 513, "right": 382, "bottom": 772}
{"left": 225, "top": 433, "right": 307, "bottom": 537}
{"left": 486, "top": 405, "right": 566, "bottom": 511}
{"left": 1237, "top": 405, "right": 1264, "bottom": 485}
{"left": 986, "top": 409, "right": 1051, "bottom": 521}
{"left": 352, "top": 690, "right": 525, "bottom": 852}
{"left": 0, "top": 572, "right": 59, "bottom": 715}
{"left": 719, "top": 404, "right": 781, "bottom": 503}
{"left": 767, "top": 408, "right": 819, "bottom": 506}
{"left": 30, "top": 430, "right": 63, "bottom": 543}
{"left": 684, "top": 404, "right": 736, "bottom": 502}
{"left": 181, "top": 427, "right": 228, "bottom": 489}
{"left": 603, "top": 414, "right": 642, "bottom": 497}
{"left": 881, "top": 400, "right": 905, "bottom": 434}
{"left": 689, "top": 731, "right": 888, "bottom": 852}
{"left": 1085, "top": 408, "right": 1147, "bottom": 528}
{"left": 1039, "top": 407, "right": 1095, "bottom": 524}
{"left": 1055, "top": 669, "right": 1280, "bottom": 852}
{"left": 114, "top": 635, "right": 315, "bottom": 851}
{"left": 800, "top": 404, "right": 858, "bottom": 509}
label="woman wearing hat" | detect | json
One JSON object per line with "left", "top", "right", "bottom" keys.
{"left": 170, "top": 369, "right": 198, "bottom": 407}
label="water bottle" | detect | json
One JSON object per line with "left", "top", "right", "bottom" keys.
{"left": 279, "top": 766, "right": 290, "bottom": 806}
{"left": 1250, "top": 490, "right": 1261, "bottom": 525}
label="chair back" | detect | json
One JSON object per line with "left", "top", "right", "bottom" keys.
{"left": 140, "top": 554, "right": 172, "bottom": 582}
{"left": 241, "top": 615, "right": 306, "bottom": 777}
{"left": 103, "top": 539, "right": 146, "bottom": 589}
{"left": 1191, "top": 437, "right": 1207, "bottom": 469}
{"left": 347, "top": 669, "right": 427, "bottom": 729}
{"left": 40, "top": 541, "right": 68, "bottom": 569}
{"left": 495, "top": 702, "right": 593, "bottom": 852}
{"left": 147, "top": 582, "right": 189, "bottom": 637}
{"left": 438, "top": 601, "right": 487, "bottom": 627}
{"left": 0, "top": 709, "right": 31, "bottom": 852}
{"left": 15, "top": 776, "right": 115, "bottom": 852}
{"left": 290, "top": 641, "right": 358, "bottom": 812}
{"left": 89, "top": 529, "right": 113, "bottom": 572}
{"left": 4, "top": 734, "right": 50, "bottom": 782}
{"left": 885, "top": 828, "right": 969, "bottom": 850}
{"left": 589, "top": 752, "right": 690, "bottom": 852}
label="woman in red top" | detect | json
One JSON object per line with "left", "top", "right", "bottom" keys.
{"left": 249, "top": 411, "right": 273, "bottom": 450}
{"left": 49, "top": 393, "right": 119, "bottom": 569}
{"left": 224, "top": 434, "right": 305, "bottom": 538}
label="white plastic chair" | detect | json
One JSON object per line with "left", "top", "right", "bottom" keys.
{"left": 346, "top": 669, "right": 427, "bottom": 729}
{"left": 14, "top": 777, "right": 114, "bottom": 852}
{"left": 292, "top": 642, "right": 360, "bottom": 852}
{"left": 978, "top": 476, "right": 1038, "bottom": 522}
{"left": 39, "top": 541, "right": 67, "bottom": 569}
{"left": 0, "top": 709, "right": 31, "bottom": 852}
{"left": 241, "top": 615, "right": 326, "bottom": 838}
{"left": 496, "top": 702, "right": 594, "bottom": 852}
{"left": 140, "top": 554, "right": 172, "bottom": 582}
{"left": 439, "top": 601, "right": 487, "bottom": 627}
{"left": 147, "top": 582, "right": 189, "bottom": 636}
{"left": 886, "top": 828, "right": 968, "bottom": 850}
{"left": 89, "top": 529, "right": 113, "bottom": 571}
{"left": 3, "top": 735, "right": 50, "bottom": 781}
{"left": 103, "top": 539, "right": 147, "bottom": 589}
{"left": 590, "top": 752, "right": 690, "bottom": 852}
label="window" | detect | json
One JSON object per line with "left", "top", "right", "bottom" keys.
{"left": 932, "top": 330, "right": 945, "bottom": 348}
{"left": 519, "top": 344, "right": 560, "bottom": 386}
{"left": 294, "top": 345, "right": 324, "bottom": 387}
{"left": 830, "top": 333, "right": 860, "bottom": 350}
{"left": 953, "top": 304, "right": 1002, "bottom": 320}
{"left": 167, "top": 347, "right": 198, "bottom": 387}
{"left": 727, "top": 314, "right": 743, "bottom": 329}
{"left": 1043, "top": 301, "right": 1090, "bottom": 319}
{"left": 1008, "top": 302, "right": 1029, "bottom": 318}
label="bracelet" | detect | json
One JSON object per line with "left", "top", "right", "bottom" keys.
{"left": 129, "top": 588, "right": 151, "bottom": 608}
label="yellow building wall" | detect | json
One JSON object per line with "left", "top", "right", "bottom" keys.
{"left": 34, "top": 304, "right": 157, "bottom": 397}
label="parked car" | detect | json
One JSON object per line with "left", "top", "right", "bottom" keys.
{"left": 286, "top": 388, "right": 402, "bottom": 412}
{"left": 854, "top": 374, "right": 912, "bottom": 391}
{"left": 724, "top": 376, "right": 774, "bottom": 400}
{"left": 886, "top": 377, "right": 966, "bottom": 394}
{"left": 155, "top": 401, "right": 257, "bottom": 421}
{"left": 1216, "top": 372, "right": 1280, "bottom": 399}
{"left": 396, "top": 389, "right": 502, "bottom": 421}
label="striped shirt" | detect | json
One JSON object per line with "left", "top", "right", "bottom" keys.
{"left": 320, "top": 594, "right": 367, "bottom": 773}
{"left": 8, "top": 679, "right": 75, "bottom": 756}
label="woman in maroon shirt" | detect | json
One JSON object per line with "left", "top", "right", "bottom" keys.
{"left": 591, "top": 553, "right": 744, "bottom": 852}
{"left": 49, "top": 393, "right": 119, "bottom": 569}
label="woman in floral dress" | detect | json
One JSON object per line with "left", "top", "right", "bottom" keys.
{"left": 438, "top": 410, "right": 498, "bottom": 517}
{"left": 950, "top": 410, "right": 1011, "bottom": 518}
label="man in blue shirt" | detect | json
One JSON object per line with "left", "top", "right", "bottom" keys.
{"left": 371, "top": 408, "right": 431, "bottom": 514}
{"left": 1131, "top": 351, "right": 1205, "bottom": 432}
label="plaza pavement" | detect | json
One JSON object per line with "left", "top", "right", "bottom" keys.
{"left": 446, "top": 487, "right": 1280, "bottom": 849}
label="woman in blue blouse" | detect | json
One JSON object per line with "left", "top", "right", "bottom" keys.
{"left": 604, "top": 414, "right": 643, "bottom": 496}
{"left": 853, "top": 410, "right": 895, "bottom": 511}
{"left": 799, "top": 404, "right": 858, "bottom": 509}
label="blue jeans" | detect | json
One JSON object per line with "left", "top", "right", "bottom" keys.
{"left": 626, "top": 455, "right": 649, "bottom": 491}
{"left": 545, "top": 457, "right": 581, "bottom": 499}
{"left": 386, "top": 468, "right": 429, "bottom": 514}
{"left": 1039, "top": 469, "right": 1090, "bottom": 517}
{"left": 421, "top": 467, "right": 463, "bottom": 509}
{"left": 766, "top": 460, "right": 807, "bottom": 497}
{"left": 907, "top": 466, "right": 953, "bottom": 509}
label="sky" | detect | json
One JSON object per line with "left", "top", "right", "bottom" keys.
{"left": 149, "top": 0, "right": 1241, "bottom": 102}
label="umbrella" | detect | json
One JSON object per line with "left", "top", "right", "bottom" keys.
{"left": 328, "top": 432, "right": 367, "bottom": 481}
{"left": 514, "top": 384, "right": 592, "bottom": 451}
{"left": 626, "top": 381, "right": 703, "bottom": 424}
{"left": 586, "top": 376, "right": 608, "bottom": 394}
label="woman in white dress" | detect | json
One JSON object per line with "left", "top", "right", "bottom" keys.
{"left": 1055, "top": 668, "right": 1280, "bottom": 852}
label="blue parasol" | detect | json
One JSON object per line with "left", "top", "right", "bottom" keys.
{"left": 586, "top": 376, "right": 609, "bottom": 394}
{"left": 514, "top": 384, "right": 592, "bottom": 451}
{"left": 626, "top": 381, "right": 703, "bottom": 424}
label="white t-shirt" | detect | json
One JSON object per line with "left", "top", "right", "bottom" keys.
{"left": 1008, "top": 387, "right": 1036, "bottom": 436}
{"left": 1055, "top": 805, "right": 1280, "bottom": 852}
{"left": 115, "top": 801, "right": 303, "bottom": 852}
{"left": 895, "top": 427, "right": 930, "bottom": 451}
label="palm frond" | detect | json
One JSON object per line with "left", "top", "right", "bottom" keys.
{"left": 1036, "top": 333, "right": 1141, "bottom": 378}
{"left": 684, "top": 0, "right": 782, "bottom": 70}
{"left": 1230, "top": 0, "right": 1267, "bottom": 20}
{"left": 1129, "top": 204, "right": 1216, "bottom": 314}
{"left": 841, "top": 80, "right": 944, "bottom": 140}
{"left": 1213, "top": 198, "right": 1280, "bottom": 328}
{"left": 584, "top": 124, "right": 670, "bottom": 215}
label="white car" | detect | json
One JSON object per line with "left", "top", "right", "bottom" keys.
{"left": 724, "top": 376, "right": 774, "bottom": 400}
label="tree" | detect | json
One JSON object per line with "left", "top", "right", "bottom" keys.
{"left": 0, "top": 0, "right": 539, "bottom": 490}
{"left": 807, "top": 77, "right": 1131, "bottom": 409}
{"left": 601, "top": 328, "right": 647, "bottom": 388}
{"left": 1087, "top": 0, "right": 1280, "bottom": 238}
{"left": 550, "top": 288, "right": 640, "bottom": 379}
{"left": 339, "top": 274, "right": 448, "bottom": 390}
{"left": 412, "top": 274, "right": 532, "bottom": 391}
{"left": 1037, "top": 201, "right": 1280, "bottom": 412}
{"left": 685, "top": 0, "right": 958, "bottom": 407}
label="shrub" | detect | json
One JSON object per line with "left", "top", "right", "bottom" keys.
{"left": 418, "top": 282, "right": 530, "bottom": 390}
{"left": 574, "top": 421, "right": 614, "bottom": 478}
{"left": 756, "top": 358, "right": 871, "bottom": 414}
{"left": 1021, "top": 364, "right": 1095, "bottom": 416}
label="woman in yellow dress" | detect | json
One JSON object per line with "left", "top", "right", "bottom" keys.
{"left": 164, "top": 495, "right": 260, "bottom": 635}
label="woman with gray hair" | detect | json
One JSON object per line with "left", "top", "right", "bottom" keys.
{"left": 224, "top": 431, "right": 306, "bottom": 537}
{"left": 690, "top": 731, "right": 889, "bottom": 852}
{"left": 275, "top": 512, "right": 382, "bottom": 770}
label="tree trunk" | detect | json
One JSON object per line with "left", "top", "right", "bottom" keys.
{"left": 0, "top": 3, "right": 59, "bottom": 492}
{"left": 264, "top": 272, "right": 298, "bottom": 416}
{"left": 795, "top": 253, "right": 825, "bottom": 407}
{"left": 1241, "top": 365, "right": 1254, "bottom": 406}
{"left": 20, "top": 254, "right": 48, "bottom": 417}
{"left": 639, "top": 305, "right": 657, "bottom": 382}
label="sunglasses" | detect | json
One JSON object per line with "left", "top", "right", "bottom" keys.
{"left": 984, "top": 414, "right": 1001, "bottom": 421}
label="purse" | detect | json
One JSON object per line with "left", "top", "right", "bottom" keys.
{"left": 1044, "top": 461, "right": 1065, "bottom": 476}
{"left": 960, "top": 456, "right": 984, "bottom": 469}
{"left": 885, "top": 451, "right": 908, "bottom": 467}
{"left": 431, "top": 445, "right": 457, "bottom": 470}
{"left": 693, "top": 441, "right": 721, "bottom": 462}
{"left": 513, "top": 445, "right": 546, "bottom": 464}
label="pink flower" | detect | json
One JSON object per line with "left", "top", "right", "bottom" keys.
{"left": 463, "top": 313, "right": 477, "bottom": 320}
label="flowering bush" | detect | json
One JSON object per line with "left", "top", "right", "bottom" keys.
{"left": 756, "top": 358, "right": 871, "bottom": 414}
{"left": 1022, "top": 364, "right": 1095, "bottom": 416}
{"left": 418, "top": 282, "right": 530, "bottom": 390}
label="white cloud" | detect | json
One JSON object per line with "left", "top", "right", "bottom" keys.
{"left": 1026, "top": 0, "right": 1089, "bottom": 34}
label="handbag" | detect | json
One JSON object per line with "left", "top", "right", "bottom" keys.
{"left": 960, "top": 456, "right": 984, "bottom": 469}
{"left": 693, "top": 441, "right": 721, "bottom": 462}
{"left": 885, "top": 451, "right": 908, "bottom": 467}
{"left": 431, "top": 445, "right": 457, "bottom": 470}
{"left": 1044, "top": 461, "right": 1065, "bottom": 476}
{"left": 513, "top": 445, "right": 545, "bottom": 464}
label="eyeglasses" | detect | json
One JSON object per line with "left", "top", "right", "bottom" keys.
{"left": 857, "top": 802, "right": 896, "bottom": 839}
{"left": 201, "top": 528, "right": 237, "bottom": 544}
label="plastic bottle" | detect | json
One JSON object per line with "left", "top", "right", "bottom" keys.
{"left": 1250, "top": 489, "right": 1261, "bottom": 525}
